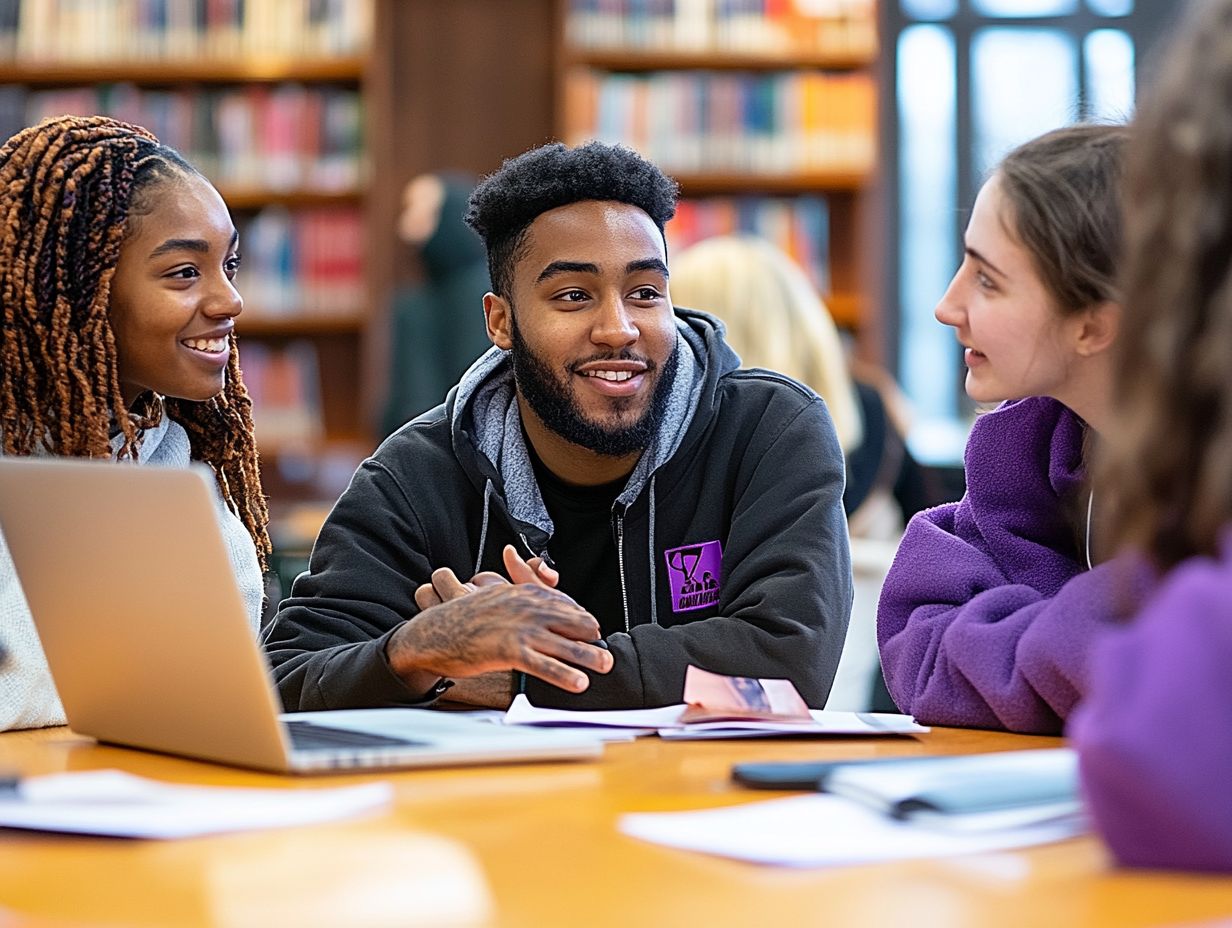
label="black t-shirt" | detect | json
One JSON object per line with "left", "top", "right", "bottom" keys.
{"left": 526, "top": 441, "right": 628, "bottom": 637}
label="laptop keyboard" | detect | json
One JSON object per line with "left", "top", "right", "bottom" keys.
{"left": 284, "top": 721, "right": 428, "bottom": 752}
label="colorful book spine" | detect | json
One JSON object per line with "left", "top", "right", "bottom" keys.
{"left": 667, "top": 195, "right": 829, "bottom": 292}
{"left": 16, "top": 84, "right": 363, "bottom": 192}
{"left": 566, "top": 0, "right": 876, "bottom": 58}
{"left": 3, "top": 0, "right": 371, "bottom": 61}
{"left": 235, "top": 207, "right": 364, "bottom": 319}
{"left": 565, "top": 69, "right": 875, "bottom": 175}
{"left": 238, "top": 339, "right": 325, "bottom": 450}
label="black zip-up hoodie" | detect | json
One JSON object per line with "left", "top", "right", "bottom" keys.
{"left": 264, "top": 308, "right": 852, "bottom": 709}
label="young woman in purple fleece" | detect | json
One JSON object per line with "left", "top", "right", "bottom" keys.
{"left": 877, "top": 125, "right": 1131, "bottom": 734}
{"left": 1069, "top": 0, "right": 1232, "bottom": 874}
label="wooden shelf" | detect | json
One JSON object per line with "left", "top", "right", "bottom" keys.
{"left": 825, "top": 292, "right": 860, "bottom": 330}
{"left": 674, "top": 171, "right": 868, "bottom": 195}
{"left": 239, "top": 314, "right": 364, "bottom": 337}
{"left": 564, "top": 48, "right": 875, "bottom": 72}
{"left": 217, "top": 188, "right": 363, "bottom": 210}
{"left": 0, "top": 57, "right": 366, "bottom": 86}
{"left": 260, "top": 433, "right": 370, "bottom": 455}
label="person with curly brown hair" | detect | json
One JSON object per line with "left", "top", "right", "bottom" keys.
{"left": 1070, "top": 0, "right": 1232, "bottom": 874}
{"left": 0, "top": 115, "right": 270, "bottom": 731}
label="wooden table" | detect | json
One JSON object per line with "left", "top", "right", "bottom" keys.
{"left": 0, "top": 725, "right": 1228, "bottom": 927}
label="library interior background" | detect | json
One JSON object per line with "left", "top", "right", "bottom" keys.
{"left": 0, "top": 0, "right": 1178, "bottom": 598}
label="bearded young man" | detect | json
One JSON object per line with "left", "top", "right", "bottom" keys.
{"left": 265, "top": 142, "right": 853, "bottom": 711}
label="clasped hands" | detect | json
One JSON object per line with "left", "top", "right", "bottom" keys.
{"left": 385, "top": 544, "right": 614, "bottom": 704}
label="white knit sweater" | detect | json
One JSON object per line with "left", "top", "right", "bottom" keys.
{"left": 0, "top": 417, "right": 264, "bottom": 730}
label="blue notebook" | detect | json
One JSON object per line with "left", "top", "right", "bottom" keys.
{"left": 734, "top": 749, "right": 1080, "bottom": 830}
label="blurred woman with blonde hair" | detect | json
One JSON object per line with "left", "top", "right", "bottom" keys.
{"left": 671, "top": 234, "right": 928, "bottom": 536}
{"left": 671, "top": 236, "right": 860, "bottom": 449}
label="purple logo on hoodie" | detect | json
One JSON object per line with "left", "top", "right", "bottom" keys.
{"left": 665, "top": 540, "right": 723, "bottom": 613}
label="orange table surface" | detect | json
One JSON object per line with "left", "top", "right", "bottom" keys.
{"left": 0, "top": 724, "right": 1228, "bottom": 928}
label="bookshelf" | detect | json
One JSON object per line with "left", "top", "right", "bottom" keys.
{"left": 0, "top": 58, "right": 368, "bottom": 86}
{"left": 0, "top": 0, "right": 888, "bottom": 570}
{"left": 562, "top": 49, "right": 876, "bottom": 72}
{"left": 556, "top": 0, "right": 879, "bottom": 332}
{"left": 353, "top": 0, "right": 886, "bottom": 428}
{"left": 0, "top": 1, "right": 375, "bottom": 577}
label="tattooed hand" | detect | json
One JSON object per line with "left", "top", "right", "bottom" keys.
{"left": 445, "top": 671, "right": 516, "bottom": 709}
{"left": 386, "top": 547, "right": 613, "bottom": 694}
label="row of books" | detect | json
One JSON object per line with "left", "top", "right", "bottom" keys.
{"left": 235, "top": 207, "right": 364, "bottom": 319}
{"left": 565, "top": 69, "right": 875, "bottom": 175}
{"left": 0, "top": 83, "right": 363, "bottom": 192}
{"left": 239, "top": 339, "right": 324, "bottom": 449}
{"left": 232, "top": 197, "right": 826, "bottom": 322}
{"left": 667, "top": 196, "right": 829, "bottom": 292}
{"left": 0, "top": 0, "right": 371, "bottom": 62}
{"left": 566, "top": 0, "right": 876, "bottom": 58}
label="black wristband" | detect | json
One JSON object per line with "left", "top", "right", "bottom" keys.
{"left": 425, "top": 677, "right": 455, "bottom": 701}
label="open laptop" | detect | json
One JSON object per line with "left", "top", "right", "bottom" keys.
{"left": 0, "top": 457, "right": 602, "bottom": 773}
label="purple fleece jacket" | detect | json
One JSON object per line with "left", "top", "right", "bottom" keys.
{"left": 1069, "top": 541, "right": 1232, "bottom": 872}
{"left": 878, "top": 397, "right": 1127, "bottom": 733}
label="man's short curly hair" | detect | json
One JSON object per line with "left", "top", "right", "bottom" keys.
{"left": 465, "top": 141, "right": 679, "bottom": 297}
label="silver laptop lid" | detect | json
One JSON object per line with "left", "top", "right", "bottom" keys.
{"left": 0, "top": 457, "right": 293, "bottom": 771}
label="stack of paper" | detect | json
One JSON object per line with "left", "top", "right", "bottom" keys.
{"left": 503, "top": 695, "right": 927, "bottom": 739}
{"left": 505, "top": 666, "right": 927, "bottom": 739}
{"left": 820, "top": 748, "right": 1082, "bottom": 829}
{"left": 621, "top": 748, "right": 1087, "bottom": 868}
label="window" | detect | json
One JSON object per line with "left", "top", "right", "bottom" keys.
{"left": 886, "top": 0, "right": 1174, "bottom": 463}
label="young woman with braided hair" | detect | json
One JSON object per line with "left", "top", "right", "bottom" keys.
{"left": 0, "top": 115, "right": 269, "bottom": 730}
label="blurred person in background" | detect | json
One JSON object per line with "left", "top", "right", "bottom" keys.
{"left": 1071, "top": 0, "right": 1232, "bottom": 873}
{"left": 381, "top": 171, "right": 493, "bottom": 435}
{"left": 877, "top": 124, "right": 1132, "bottom": 734}
{"left": 669, "top": 234, "right": 933, "bottom": 539}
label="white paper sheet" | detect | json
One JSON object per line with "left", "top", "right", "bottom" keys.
{"left": 0, "top": 770, "right": 392, "bottom": 839}
{"left": 433, "top": 705, "right": 642, "bottom": 742}
{"left": 504, "top": 694, "right": 927, "bottom": 739}
{"left": 504, "top": 694, "right": 683, "bottom": 731}
{"left": 619, "top": 794, "right": 1086, "bottom": 868}
{"left": 658, "top": 710, "right": 929, "bottom": 739}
